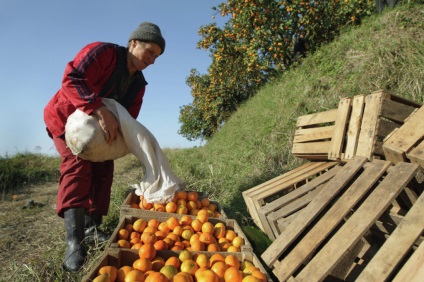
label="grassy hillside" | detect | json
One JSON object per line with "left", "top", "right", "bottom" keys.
{"left": 0, "top": 2, "right": 423, "bottom": 281}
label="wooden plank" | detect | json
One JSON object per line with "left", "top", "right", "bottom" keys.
{"left": 356, "top": 92, "right": 382, "bottom": 160}
{"left": 344, "top": 95, "right": 365, "bottom": 160}
{"left": 383, "top": 105, "right": 424, "bottom": 163}
{"left": 293, "top": 125, "right": 335, "bottom": 143}
{"left": 296, "top": 109, "right": 338, "bottom": 127}
{"left": 257, "top": 165, "right": 342, "bottom": 238}
{"left": 393, "top": 239, "right": 424, "bottom": 282}
{"left": 328, "top": 98, "right": 352, "bottom": 160}
{"left": 408, "top": 141, "right": 424, "bottom": 167}
{"left": 380, "top": 98, "right": 419, "bottom": 123}
{"left": 292, "top": 141, "right": 331, "bottom": 154}
{"left": 377, "top": 118, "right": 399, "bottom": 138}
{"left": 274, "top": 160, "right": 391, "bottom": 281}
{"left": 261, "top": 156, "right": 368, "bottom": 267}
{"left": 267, "top": 185, "right": 325, "bottom": 239}
{"left": 357, "top": 191, "right": 424, "bottom": 281}
{"left": 291, "top": 162, "right": 420, "bottom": 281}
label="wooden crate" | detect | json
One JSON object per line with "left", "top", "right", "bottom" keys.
{"left": 257, "top": 163, "right": 344, "bottom": 240}
{"left": 82, "top": 248, "right": 272, "bottom": 282}
{"left": 106, "top": 215, "right": 252, "bottom": 252}
{"left": 292, "top": 91, "right": 421, "bottom": 162}
{"left": 120, "top": 191, "right": 227, "bottom": 220}
{"left": 260, "top": 156, "right": 420, "bottom": 281}
{"left": 383, "top": 104, "right": 424, "bottom": 167}
{"left": 242, "top": 161, "right": 339, "bottom": 232}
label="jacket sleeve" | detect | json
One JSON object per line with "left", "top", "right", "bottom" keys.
{"left": 61, "top": 42, "right": 117, "bottom": 115}
{"left": 128, "top": 86, "right": 145, "bottom": 119}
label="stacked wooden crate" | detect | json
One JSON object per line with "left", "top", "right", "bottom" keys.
{"left": 242, "top": 90, "right": 423, "bottom": 280}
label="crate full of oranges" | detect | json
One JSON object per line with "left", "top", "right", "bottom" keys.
{"left": 120, "top": 190, "right": 226, "bottom": 220}
{"left": 105, "top": 210, "right": 252, "bottom": 253}
{"left": 81, "top": 248, "right": 271, "bottom": 282}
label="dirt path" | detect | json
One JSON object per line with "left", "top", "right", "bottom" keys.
{"left": 0, "top": 182, "right": 63, "bottom": 275}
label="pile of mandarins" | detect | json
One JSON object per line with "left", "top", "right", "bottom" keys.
{"left": 116, "top": 209, "right": 244, "bottom": 253}
{"left": 131, "top": 191, "right": 223, "bottom": 218}
{"left": 92, "top": 249, "right": 268, "bottom": 282}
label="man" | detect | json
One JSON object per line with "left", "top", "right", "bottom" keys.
{"left": 293, "top": 30, "right": 307, "bottom": 59}
{"left": 43, "top": 22, "right": 165, "bottom": 272}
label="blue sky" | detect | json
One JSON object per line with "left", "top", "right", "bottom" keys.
{"left": 0, "top": 0, "right": 226, "bottom": 156}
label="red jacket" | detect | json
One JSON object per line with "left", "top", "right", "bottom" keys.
{"left": 44, "top": 42, "right": 146, "bottom": 138}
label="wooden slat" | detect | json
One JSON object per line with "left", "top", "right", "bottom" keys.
{"left": 357, "top": 191, "right": 424, "bottom": 281}
{"left": 292, "top": 141, "right": 331, "bottom": 154}
{"left": 296, "top": 109, "right": 338, "bottom": 127}
{"left": 257, "top": 165, "right": 342, "bottom": 239}
{"left": 377, "top": 118, "right": 399, "bottom": 138}
{"left": 356, "top": 92, "right": 382, "bottom": 160}
{"left": 344, "top": 95, "right": 365, "bottom": 159}
{"left": 274, "top": 160, "right": 391, "bottom": 281}
{"left": 380, "top": 98, "right": 418, "bottom": 123}
{"left": 291, "top": 162, "right": 419, "bottom": 281}
{"left": 293, "top": 125, "right": 335, "bottom": 143}
{"left": 328, "top": 98, "right": 352, "bottom": 160}
{"left": 393, "top": 239, "right": 424, "bottom": 282}
{"left": 261, "top": 156, "right": 368, "bottom": 267}
{"left": 408, "top": 141, "right": 424, "bottom": 167}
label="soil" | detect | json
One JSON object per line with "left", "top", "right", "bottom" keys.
{"left": 0, "top": 183, "right": 63, "bottom": 275}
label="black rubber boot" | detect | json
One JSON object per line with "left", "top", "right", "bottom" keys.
{"left": 84, "top": 213, "right": 109, "bottom": 245}
{"left": 63, "top": 208, "right": 86, "bottom": 272}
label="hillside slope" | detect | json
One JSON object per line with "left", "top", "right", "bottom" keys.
{"left": 167, "top": 3, "right": 424, "bottom": 222}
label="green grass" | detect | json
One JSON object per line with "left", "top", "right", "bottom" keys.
{"left": 1, "top": 2, "right": 423, "bottom": 280}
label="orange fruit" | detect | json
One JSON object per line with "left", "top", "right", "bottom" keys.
{"left": 141, "top": 232, "right": 157, "bottom": 245}
{"left": 125, "top": 224, "right": 134, "bottom": 233}
{"left": 211, "top": 261, "right": 227, "bottom": 278}
{"left": 130, "top": 237, "right": 141, "bottom": 246}
{"left": 187, "top": 191, "right": 198, "bottom": 202}
{"left": 213, "top": 223, "right": 226, "bottom": 238}
{"left": 178, "top": 249, "right": 193, "bottom": 262}
{"left": 225, "top": 230, "right": 237, "bottom": 242}
{"left": 189, "top": 233, "right": 200, "bottom": 245}
{"left": 224, "top": 267, "right": 243, "bottom": 282}
{"left": 251, "top": 270, "right": 267, "bottom": 282}
{"left": 165, "top": 202, "right": 177, "bottom": 213}
{"left": 210, "top": 253, "right": 225, "bottom": 267}
{"left": 158, "top": 222, "right": 171, "bottom": 233}
{"left": 176, "top": 191, "right": 188, "bottom": 200}
{"left": 242, "top": 265, "right": 260, "bottom": 275}
{"left": 181, "top": 229, "right": 194, "bottom": 241}
{"left": 219, "top": 241, "right": 231, "bottom": 251}
{"left": 133, "top": 219, "right": 147, "bottom": 233}
{"left": 166, "top": 233, "right": 180, "bottom": 244}
{"left": 154, "top": 203, "right": 166, "bottom": 212}
{"left": 200, "top": 198, "right": 210, "bottom": 207}
{"left": 144, "top": 272, "right": 169, "bottom": 282}
{"left": 195, "top": 253, "right": 210, "bottom": 268}
{"left": 201, "top": 222, "right": 214, "bottom": 234}
{"left": 139, "top": 243, "right": 156, "bottom": 260}
{"left": 190, "top": 239, "right": 205, "bottom": 251}
{"left": 207, "top": 243, "right": 221, "bottom": 252}
{"left": 199, "top": 232, "right": 215, "bottom": 245}
{"left": 196, "top": 213, "right": 208, "bottom": 224}
{"left": 190, "top": 209, "right": 199, "bottom": 216}
{"left": 196, "top": 269, "right": 219, "bottom": 282}
{"left": 130, "top": 242, "right": 143, "bottom": 250}
{"left": 117, "top": 239, "right": 130, "bottom": 248}
{"left": 117, "top": 265, "right": 133, "bottom": 282}
{"left": 124, "top": 269, "right": 145, "bottom": 282}
{"left": 130, "top": 231, "right": 141, "bottom": 240}
{"left": 241, "top": 275, "right": 262, "bottom": 282}
{"left": 165, "top": 256, "right": 181, "bottom": 269}
{"left": 180, "top": 215, "right": 193, "bottom": 226}
{"left": 151, "top": 256, "right": 165, "bottom": 272}
{"left": 98, "top": 265, "right": 118, "bottom": 282}
{"left": 148, "top": 218, "right": 160, "bottom": 229}
{"left": 141, "top": 198, "right": 153, "bottom": 210}
{"left": 232, "top": 236, "right": 244, "bottom": 248}
{"left": 173, "top": 225, "right": 184, "bottom": 236}
{"left": 143, "top": 226, "right": 157, "bottom": 234}
{"left": 225, "top": 254, "right": 240, "bottom": 269}
{"left": 93, "top": 274, "right": 111, "bottom": 282}
{"left": 177, "top": 199, "right": 187, "bottom": 207}
{"left": 133, "top": 257, "right": 152, "bottom": 273}
{"left": 177, "top": 205, "right": 188, "bottom": 214}
{"left": 160, "top": 265, "right": 178, "bottom": 280}
{"left": 173, "top": 241, "right": 185, "bottom": 250}
{"left": 154, "top": 239, "right": 169, "bottom": 251}
{"left": 227, "top": 245, "right": 241, "bottom": 252}
{"left": 208, "top": 203, "right": 217, "bottom": 212}
{"left": 118, "top": 229, "right": 129, "bottom": 240}
{"left": 163, "top": 237, "right": 174, "bottom": 247}
{"left": 173, "top": 272, "right": 194, "bottom": 282}
{"left": 180, "top": 259, "right": 199, "bottom": 276}
{"left": 166, "top": 216, "right": 180, "bottom": 231}
{"left": 191, "top": 219, "right": 203, "bottom": 232}
{"left": 187, "top": 201, "right": 197, "bottom": 211}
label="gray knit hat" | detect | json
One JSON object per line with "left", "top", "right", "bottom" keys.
{"left": 129, "top": 22, "right": 165, "bottom": 54}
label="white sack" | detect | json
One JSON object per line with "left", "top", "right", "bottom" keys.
{"left": 65, "top": 98, "right": 184, "bottom": 203}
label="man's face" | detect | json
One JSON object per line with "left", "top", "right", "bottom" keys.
{"left": 131, "top": 41, "right": 162, "bottom": 70}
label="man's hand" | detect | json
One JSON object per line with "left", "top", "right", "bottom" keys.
{"left": 93, "top": 106, "right": 119, "bottom": 144}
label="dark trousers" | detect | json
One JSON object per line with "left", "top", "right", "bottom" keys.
{"left": 53, "top": 135, "right": 114, "bottom": 218}
{"left": 376, "top": 0, "right": 399, "bottom": 13}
